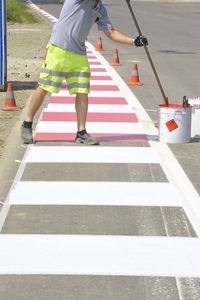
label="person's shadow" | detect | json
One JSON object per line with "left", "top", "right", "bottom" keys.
{"left": 10, "top": 81, "right": 38, "bottom": 91}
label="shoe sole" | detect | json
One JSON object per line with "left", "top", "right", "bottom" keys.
{"left": 22, "top": 137, "right": 33, "bottom": 144}
{"left": 75, "top": 138, "right": 99, "bottom": 145}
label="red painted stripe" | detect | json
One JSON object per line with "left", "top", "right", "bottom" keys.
{"left": 91, "top": 85, "right": 119, "bottom": 91}
{"left": 41, "top": 112, "right": 138, "bottom": 122}
{"left": 89, "top": 61, "right": 102, "bottom": 65}
{"left": 87, "top": 56, "right": 97, "bottom": 59}
{"left": 61, "top": 85, "right": 119, "bottom": 91}
{"left": 34, "top": 132, "right": 148, "bottom": 142}
{"left": 90, "top": 68, "right": 106, "bottom": 72}
{"left": 91, "top": 75, "right": 112, "bottom": 80}
{"left": 50, "top": 96, "right": 127, "bottom": 105}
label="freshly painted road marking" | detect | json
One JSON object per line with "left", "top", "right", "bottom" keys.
{"left": 49, "top": 96, "right": 127, "bottom": 105}
{"left": 26, "top": 0, "right": 57, "bottom": 22}
{"left": 41, "top": 112, "right": 138, "bottom": 123}
{"left": 62, "top": 85, "right": 120, "bottom": 91}
{"left": 52, "top": 90, "right": 122, "bottom": 97}
{"left": 88, "top": 85, "right": 119, "bottom": 91}
{"left": 9, "top": 181, "right": 184, "bottom": 206}
{"left": 87, "top": 55, "right": 97, "bottom": 59}
{"left": 1, "top": 235, "right": 200, "bottom": 277}
{"left": 35, "top": 121, "right": 145, "bottom": 134}
{"left": 24, "top": 146, "right": 161, "bottom": 163}
{"left": 0, "top": 143, "right": 32, "bottom": 231}
{"left": 90, "top": 75, "right": 113, "bottom": 80}
{"left": 62, "top": 80, "right": 117, "bottom": 86}
{"left": 44, "top": 104, "right": 134, "bottom": 113}
{"left": 90, "top": 68, "right": 107, "bottom": 72}
{"left": 89, "top": 59, "right": 102, "bottom": 66}
{"left": 91, "top": 71, "right": 108, "bottom": 76}
{"left": 34, "top": 132, "right": 148, "bottom": 142}
{"left": 87, "top": 57, "right": 98, "bottom": 60}
{"left": 88, "top": 63, "right": 105, "bottom": 68}
{"left": 89, "top": 80, "right": 116, "bottom": 85}
{"left": 87, "top": 41, "right": 200, "bottom": 235}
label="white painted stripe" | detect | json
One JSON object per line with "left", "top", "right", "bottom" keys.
{"left": 24, "top": 146, "right": 160, "bottom": 163}
{"left": 88, "top": 64, "right": 105, "bottom": 69}
{"left": 26, "top": 1, "right": 58, "bottom": 22}
{"left": 9, "top": 182, "right": 184, "bottom": 206}
{"left": 91, "top": 71, "right": 108, "bottom": 76}
{"left": 35, "top": 121, "right": 145, "bottom": 134}
{"left": 52, "top": 90, "right": 122, "bottom": 97}
{"left": 88, "top": 58, "right": 99, "bottom": 62}
{"left": 45, "top": 104, "right": 134, "bottom": 113}
{"left": 0, "top": 144, "right": 32, "bottom": 231}
{"left": 1, "top": 235, "right": 200, "bottom": 277}
{"left": 86, "top": 42, "right": 200, "bottom": 236}
{"left": 90, "top": 80, "right": 115, "bottom": 85}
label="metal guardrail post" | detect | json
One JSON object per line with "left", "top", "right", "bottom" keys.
{"left": 0, "top": 0, "right": 7, "bottom": 91}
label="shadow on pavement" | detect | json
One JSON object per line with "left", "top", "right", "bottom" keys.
{"left": 10, "top": 81, "right": 38, "bottom": 91}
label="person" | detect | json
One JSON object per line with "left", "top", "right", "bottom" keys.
{"left": 21, "top": 0, "right": 148, "bottom": 145}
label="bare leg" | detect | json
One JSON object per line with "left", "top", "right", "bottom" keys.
{"left": 75, "top": 93, "right": 88, "bottom": 131}
{"left": 75, "top": 93, "right": 99, "bottom": 145}
{"left": 25, "top": 86, "right": 48, "bottom": 122}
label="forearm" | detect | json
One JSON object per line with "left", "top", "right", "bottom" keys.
{"left": 103, "top": 29, "right": 133, "bottom": 45}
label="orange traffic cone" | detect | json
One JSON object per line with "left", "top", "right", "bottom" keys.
{"left": 95, "top": 35, "right": 104, "bottom": 51}
{"left": 2, "top": 82, "right": 19, "bottom": 111}
{"left": 128, "top": 63, "right": 143, "bottom": 86}
{"left": 111, "top": 49, "right": 121, "bottom": 66}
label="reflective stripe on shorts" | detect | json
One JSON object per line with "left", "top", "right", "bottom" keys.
{"left": 41, "top": 68, "right": 90, "bottom": 78}
{"left": 39, "top": 78, "right": 90, "bottom": 90}
{"left": 39, "top": 44, "right": 90, "bottom": 94}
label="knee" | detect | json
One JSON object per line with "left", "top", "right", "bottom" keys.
{"left": 76, "top": 93, "right": 88, "bottom": 101}
{"left": 37, "top": 86, "right": 49, "bottom": 96}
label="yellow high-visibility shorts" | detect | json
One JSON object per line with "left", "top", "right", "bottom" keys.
{"left": 38, "top": 44, "right": 91, "bottom": 94}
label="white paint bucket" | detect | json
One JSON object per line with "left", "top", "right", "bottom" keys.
{"left": 188, "top": 98, "right": 200, "bottom": 138}
{"left": 158, "top": 104, "right": 192, "bottom": 143}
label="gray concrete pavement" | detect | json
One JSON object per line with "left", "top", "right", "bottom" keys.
{"left": 90, "top": 0, "right": 200, "bottom": 195}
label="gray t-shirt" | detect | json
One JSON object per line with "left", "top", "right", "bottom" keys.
{"left": 49, "top": 0, "right": 113, "bottom": 55}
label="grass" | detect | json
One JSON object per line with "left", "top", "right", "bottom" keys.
{"left": 7, "top": 0, "right": 40, "bottom": 23}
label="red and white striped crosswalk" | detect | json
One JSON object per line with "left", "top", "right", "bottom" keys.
{"left": 34, "top": 45, "right": 148, "bottom": 143}
{"left": 1, "top": 8, "right": 200, "bottom": 296}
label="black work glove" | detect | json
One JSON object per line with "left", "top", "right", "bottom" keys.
{"left": 134, "top": 35, "right": 148, "bottom": 47}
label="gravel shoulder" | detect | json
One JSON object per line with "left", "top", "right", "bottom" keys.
{"left": 0, "top": 16, "right": 52, "bottom": 204}
{"left": 0, "top": 17, "right": 51, "bottom": 164}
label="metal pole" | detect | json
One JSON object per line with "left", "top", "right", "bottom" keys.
{"left": 0, "top": 0, "right": 7, "bottom": 91}
{"left": 125, "top": 0, "right": 169, "bottom": 106}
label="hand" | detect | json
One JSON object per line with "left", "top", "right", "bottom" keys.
{"left": 134, "top": 35, "right": 148, "bottom": 47}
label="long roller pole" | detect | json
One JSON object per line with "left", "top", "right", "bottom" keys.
{"left": 125, "top": 0, "right": 169, "bottom": 106}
